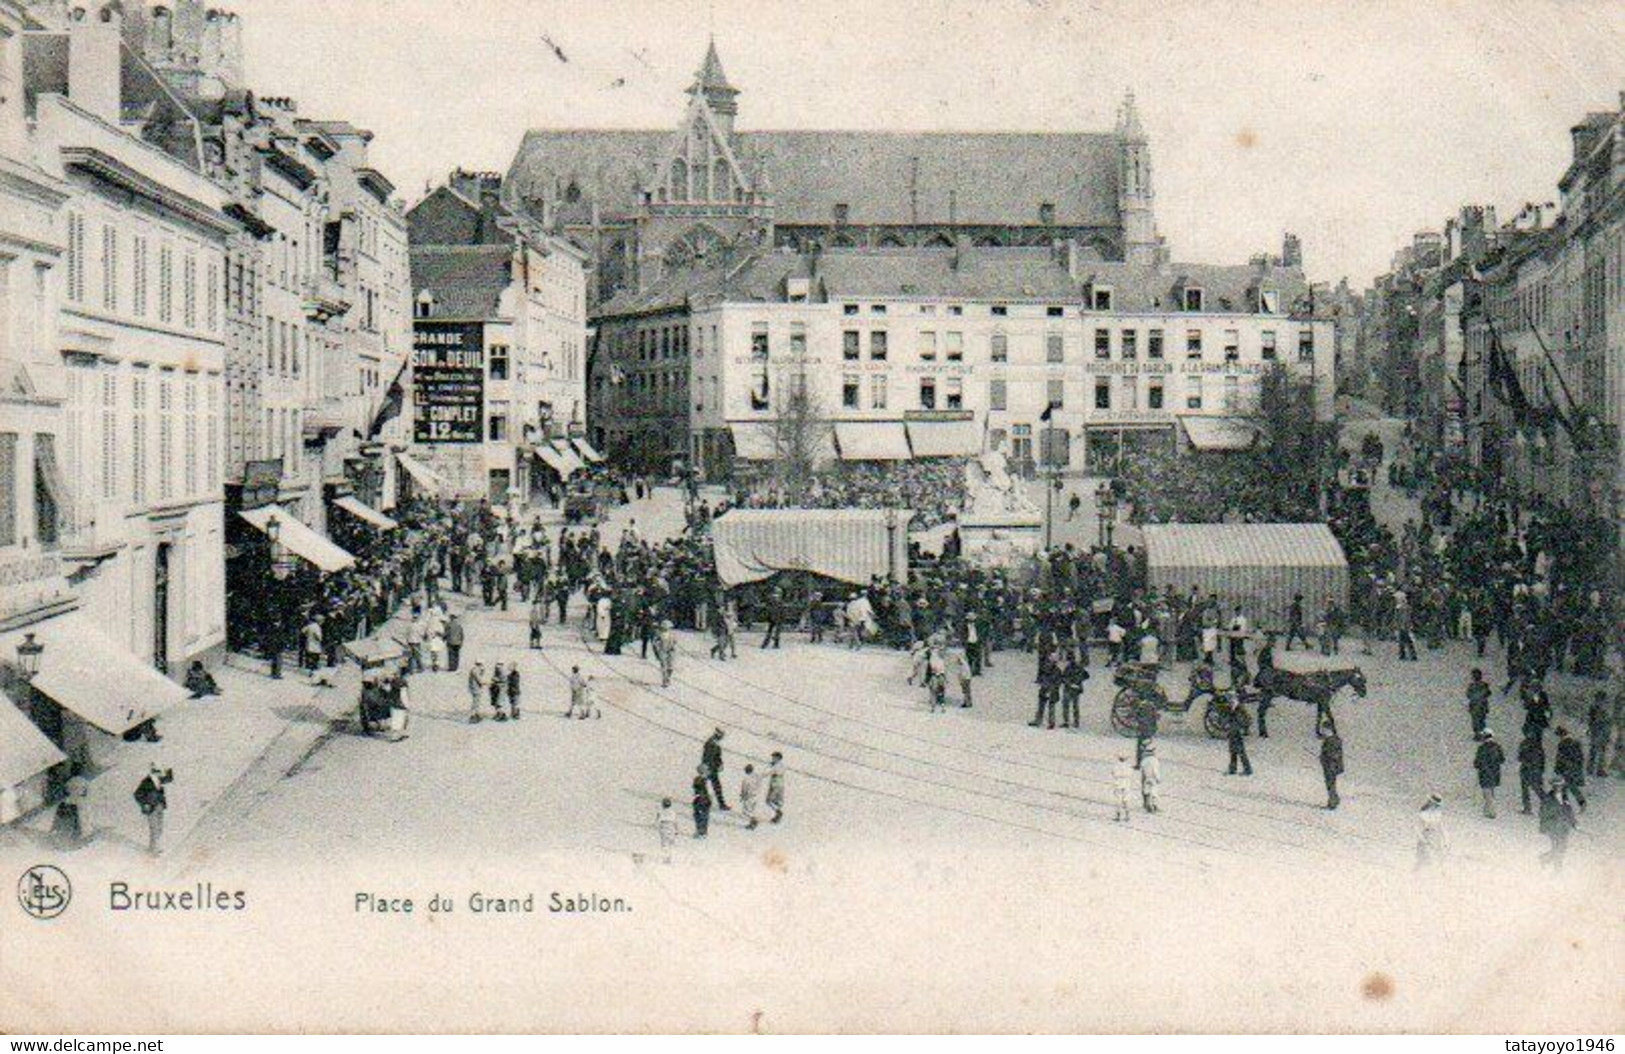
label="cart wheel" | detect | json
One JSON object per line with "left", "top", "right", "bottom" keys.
{"left": 1110, "top": 689, "right": 1139, "bottom": 737}
{"left": 1202, "top": 698, "right": 1228, "bottom": 739}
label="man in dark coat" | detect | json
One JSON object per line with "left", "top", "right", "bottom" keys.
{"left": 1030, "top": 641, "right": 1063, "bottom": 729}
{"left": 1586, "top": 690, "right": 1612, "bottom": 778}
{"left": 1473, "top": 730, "right": 1506, "bottom": 818}
{"left": 1319, "top": 729, "right": 1345, "bottom": 809}
{"left": 444, "top": 613, "right": 465, "bottom": 672}
{"left": 1553, "top": 726, "right": 1587, "bottom": 811}
{"left": 760, "top": 586, "right": 784, "bottom": 649}
{"left": 700, "top": 729, "right": 730, "bottom": 810}
{"left": 1517, "top": 729, "right": 1546, "bottom": 814}
{"left": 1465, "top": 668, "right": 1491, "bottom": 737}
{"left": 1225, "top": 701, "right": 1253, "bottom": 776}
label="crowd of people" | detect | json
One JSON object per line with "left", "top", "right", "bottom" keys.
{"left": 733, "top": 460, "right": 969, "bottom": 529}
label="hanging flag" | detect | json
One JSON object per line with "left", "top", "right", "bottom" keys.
{"left": 368, "top": 357, "right": 409, "bottom": 439}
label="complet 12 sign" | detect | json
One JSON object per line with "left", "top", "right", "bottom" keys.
{"left": 413, "top": 321, "right": 486, "bottom": 444}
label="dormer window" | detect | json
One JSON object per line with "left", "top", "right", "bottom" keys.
{"left": 833, "top": 203, "right": 850, "bottom": 225}
{"left": 414, "top": 292, "right": 435, "bottom": 318}
{"left": 1091, "top": 286, "right": 1114, "bottom": 311}
{"left": 1182, "top": 287, "right": 1205, "bottom": 312}
{"left": 1259, "top": 287, "right": 1280, "bottom": 314}
{"left": 1039, "top": 202, "right": 1056, "bottom": 225}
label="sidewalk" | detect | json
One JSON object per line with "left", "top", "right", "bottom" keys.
{"left": 1, "top": 645, "right": 374, "bottom": 874}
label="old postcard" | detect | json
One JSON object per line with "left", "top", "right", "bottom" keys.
{"left": 0, "top": 0, "right": 1621, "bottom": 1036}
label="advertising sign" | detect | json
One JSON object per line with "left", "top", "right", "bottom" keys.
{"left": 413, "top": 321, "right": 485, "bottom": 444}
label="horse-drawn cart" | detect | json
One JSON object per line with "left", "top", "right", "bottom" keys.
{"left": 1108, "top": 662, "right": 1234, "bottom": 739}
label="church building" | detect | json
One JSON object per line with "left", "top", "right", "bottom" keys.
{"left": 505, "top": 40, "right": 1161, "bottom": 304}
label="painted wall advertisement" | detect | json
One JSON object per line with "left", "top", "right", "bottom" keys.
{"left": 412, "top": 321, "right": 485, "bottom": 444}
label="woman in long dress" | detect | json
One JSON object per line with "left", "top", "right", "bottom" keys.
{"left": 595, "top": 594, "right": 613, "bottom": 644}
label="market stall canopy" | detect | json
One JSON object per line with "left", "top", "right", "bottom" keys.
{"left": 570, "top": 436, "right": 605, "bottom": 463}
{"left": 1180, "top": 416, "right": 1261, "bottom": 452}
{"left": 533, "top": 442, "right": 579, "bottom": 479}
{"left": 239, "top": 507, "right": 357, "bottom": 574}
{"left": 835, "top": 421, "right": 912, "bottom": 461}
{"left": 396, "top": 452, "right": 448, "bottom": 496}
{"left": 0, "top": 692, "right": 66, "bottom": 789}
{"left": 10, "top": 612, "right": 192, "bottom": 735}
{"left": 711, "top": 508, "right": 913, "bottom": 587}
{"left": 905, "top": 419, "right": 981, "bottom": 458}
{"left": 1141, "top": 523, "right": 1348, "bottom": 633}
{"left": 331, "top": 495, "right": 398, "bottom": 531}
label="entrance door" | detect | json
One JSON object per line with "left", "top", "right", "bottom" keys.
{"left": 153, "top": 542, "right": 171, "bottom": 674}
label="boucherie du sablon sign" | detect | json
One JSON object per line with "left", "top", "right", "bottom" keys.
{"left": 413, "top": 321, "right": 485, "bottom": 444}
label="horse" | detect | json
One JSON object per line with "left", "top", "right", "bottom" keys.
{"left": 1248, "top": 666, "right": 1367, "bottom": 737}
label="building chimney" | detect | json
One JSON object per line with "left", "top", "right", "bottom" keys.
{"left": 68, "top": 3, "right": 125, "bottom": 125}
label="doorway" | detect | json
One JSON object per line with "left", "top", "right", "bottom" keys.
{"left": 153, "top": 542, "right": 171, "bottom": 674}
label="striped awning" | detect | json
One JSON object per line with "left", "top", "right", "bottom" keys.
{"left": 396, "top": 452, "right": 448, "bottom": 496}
{"left": 835, "top": 421, "right": 911, "bottom": 461}
{"left": 570, "top": 436, "right": 605, "bottom": 463}
{"left": 533, "top": 443, "right": 579, "bottom": 479}
{"left": 712, "top": 508, "right": 914, "bottom": 586}
{"left": 1142, "top": 523, "right": 1348, "bottom": 632}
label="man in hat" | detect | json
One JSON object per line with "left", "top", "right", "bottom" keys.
{"left": 1320, "top": 727, "right": 1345, "bottom": 809}
{"left": 1465, "top": 668, "right": 1492, "bottom": 738}
{"left": 1225, "top": 699, "right": 1253, "bottom": 776}
{"left": 1553, "top": 726, "right": 1587, "bottom": 811}
{"left": 444, "top": 612, "right": 465, "bottom": 670}
{"left": 700, "top": 730, "right": 730, "bottom": 810}
{"left": 1517, "top": 728, "right": 1546, "bottom": 814}
{"left": 765, "top": 751, "right": 786, "bottom": 824}
{"left": 133, "top": 765, "right": 173, "bottom": 856}
{"left": 1473, "top": 729, "right": 1506, "bottom": 818}
{"left": 691, "top": 766, "right": 712, "bottom": 839}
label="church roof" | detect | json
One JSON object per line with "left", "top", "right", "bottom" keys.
{"left": 507, "top": 128, "right": 1124, "bottom": 229}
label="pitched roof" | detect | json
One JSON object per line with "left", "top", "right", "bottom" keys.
{"left": 690, "top": 39, "right": 736, "bottom": 96}
{"left": 410, "top": 244, "right": 513, "bottom": 320}
{"left": 813, "top": 247, "right": 1079, "bottom": 300}
{"left": 507, "top": 129, "right": 1125, "bottom": 228}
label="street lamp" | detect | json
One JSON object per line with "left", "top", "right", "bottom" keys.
{"left": 1096, "top": 481, "right": 1118, "bottom": 550}
{"left": 884, "top": 508, "right": 900, "bottom": 583}
{"left": 16, "top": 632, "right": 44, "bottom": 682}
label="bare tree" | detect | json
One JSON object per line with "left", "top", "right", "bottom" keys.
{"left": 768, "top": 367, "right": 834, "bottom": 504}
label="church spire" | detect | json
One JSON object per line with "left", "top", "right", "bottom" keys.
{"left": 1117, "top": 88, "right": 1145, "bottom": 142}
{"left": 688, "top": 37, "right": 739, "bottom": 119}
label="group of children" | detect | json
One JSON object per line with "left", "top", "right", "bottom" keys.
{"left": 1111, "top": 745, "right": 1163, "bottom": 821}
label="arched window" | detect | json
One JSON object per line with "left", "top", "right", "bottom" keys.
{"left": 924, "top": 232, "right": 954, "bottom": 249}
{"left": 712, "top": 160, "right": 729, "bottom": 202}
{"left": 670, "top": 159, "right": 689, "bottom": 202}
{"left": 564, "top": 179, "right": 582, "bottom": 203}
{"left": 877, "top": 233, "right": 905, "bottom": 248}
{"left": 974, "top": 234, "right": 1001, "bottom": 247}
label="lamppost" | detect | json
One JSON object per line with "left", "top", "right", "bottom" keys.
{"left": 884, "top": 508, "right": 900, "bottom": 583}
{"left": 1096, "top": 481, "right": 1118, "bottom": 550}
{"left": 265, "top": 514, "right": 292, "bottom": 679}
{"left": 15, "top": 632, "right": 44, "bottom": 682}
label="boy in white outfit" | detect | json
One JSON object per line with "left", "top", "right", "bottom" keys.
{"left": 1140, "top": 743, "right": 1162, "bottom": 813}
{"left": 739, "top": 764, "right": 764, "bottom": 830}
{"left": 656, "top": 798, "right": 678, "bottom": 864}
{"left": 1112, "top": 754, "right": 1134, "bottom": 822}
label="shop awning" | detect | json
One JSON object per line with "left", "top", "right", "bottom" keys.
{"left": 0, "top": 695, "right": 66, "bottom": 789}
{"left": 331, "top": 495, "right": 398, "bottom": 531}
{"left": 549, "top": 441, "right": 585, "bottom": 477}
{"left": 570, "top": 436, "right": 605, "bottom": 463}
{"left": 729, "top": 422, "right": 837, "bottom": 464}
{"left": 239, "top": 507, "right": 356, "bottom": 574}
{"left": 835, "top": 421, "right": 912, "bottom": 461}
{"left": 16, "top": 612, "right": 192, "bottom": 735}
{"left": 712, "top": 509, "right": 914, "bottom": 587}
{"left": 729, "top": 422, "right": 779, "bottom": 461}
{"left": 395, "top": 452, "right": 448, "bottom": 496}
{"left": 533, "top": 442, "right": 579, "bottom": 479}
{"left": 1180, "top": 416, "right": 1260, "bottom": 452}
{"left": 905, "top": 419, "right": 981, "bottom": 458}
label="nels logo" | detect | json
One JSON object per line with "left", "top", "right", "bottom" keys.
{"left": 17, "top": 864, "right": 71, "bottom": 920}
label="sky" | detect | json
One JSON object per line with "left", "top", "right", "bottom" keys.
{"left": 231, "top": 0, "right": 1624, "bottom": 288}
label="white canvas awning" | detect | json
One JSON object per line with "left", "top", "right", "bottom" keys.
{"left": 395, "top": 452, "right": 448, "bottom": 496}
{"left": 331, "top": 495, "right": 398, "bottom": 531}
{"left": 533, "top": 443, "right": 579, "bottom": 479}
{"left": 5, "top": 612, "right": 192, "bottom": 735}
{"left": 0, "top": 693, "right": 66, "bottom": 789}
{"left": 240, "top": 507, "right": 356, "bottom": 574}
{"left": 905, "top": 419, "right": 981, "bottom": 458}
{"left": 548, "top": 441, "right": 585, "bottom": 477}
{"left": 570, "top": 436, "right": 605, "bottom": 463}
{"left": 729, "top": 422, "right": 778, "bottom": 461}
{"left": 835, "top": 421, "right": 912, "bottom": 461}
{"left": 1181, "top": 416, "right": 1261, "bottom": 452}
{"left": 711, "top": 509, "right": 913, "bottom": 587}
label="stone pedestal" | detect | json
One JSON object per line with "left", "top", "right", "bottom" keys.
{"left": 956, "top": 512, "right": 1043, "bottom": 565}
